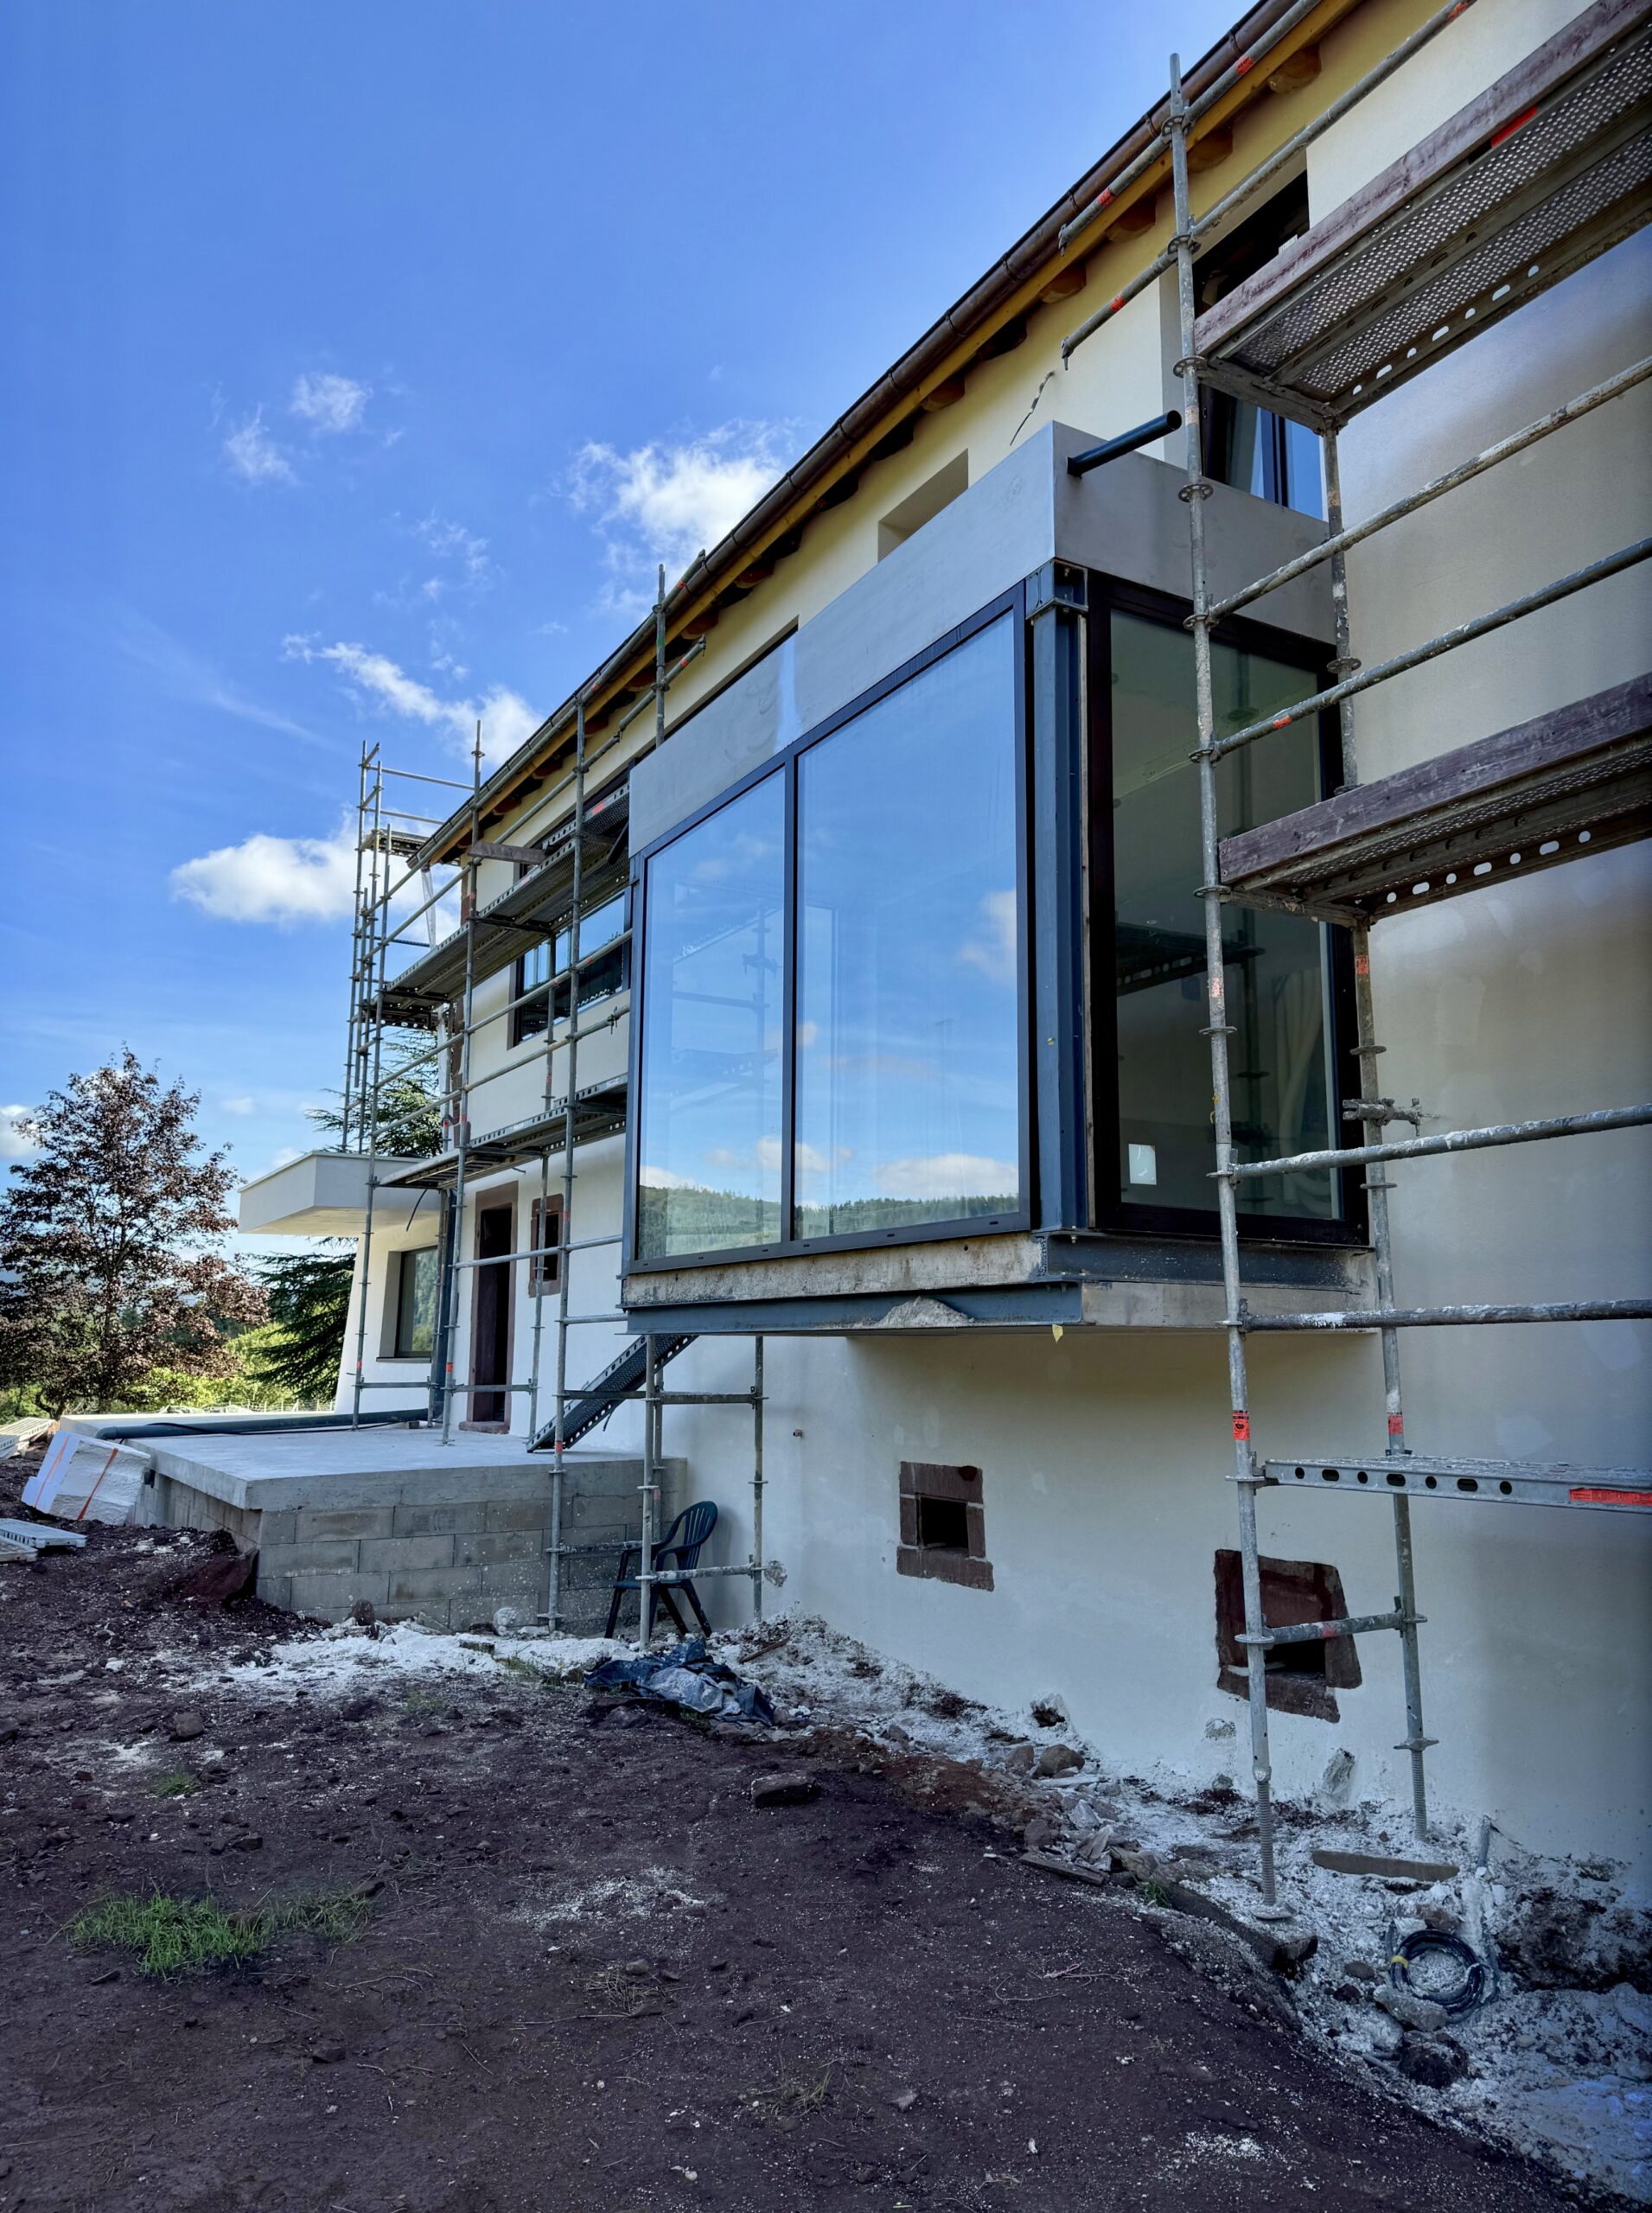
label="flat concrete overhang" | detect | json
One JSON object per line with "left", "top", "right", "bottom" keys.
{"left": 622, "top": 1232, "right": 1376, "bottom": 1336}
{"left": 238, "top": 1150, "right": 426, "bottom": 1237}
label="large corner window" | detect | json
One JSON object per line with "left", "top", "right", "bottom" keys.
{"left": 1099, "top": 600, "right": 1345, "bottom": 1229}
{"left": 635, "top": 773, "right": 787, "bottom": 1259}
{"left": 634, "top": 603, "right": 1024, "bottom": 1266}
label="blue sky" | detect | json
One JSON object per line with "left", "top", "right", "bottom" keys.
{"left": 2, "top": 0, "right": 1238, "bottom": 1190}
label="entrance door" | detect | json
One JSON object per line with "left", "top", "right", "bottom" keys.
{"left": 469, "top": 1201, "right": 514, "bottom": 1425}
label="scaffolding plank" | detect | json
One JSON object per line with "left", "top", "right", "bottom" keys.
{"left": 1262, "top": 1453, "right": 1652, "bottom": 1511}
{"left": 1218, "top": 674, "right": 1652, "bottom": 919}
{"left": 367, "top": 816, "right": 628, "bottom": 1023}
{"left": 373, "top": 1079, "right": 628, "bottom": 1191}
{"left": 1195, "top": 0, "right": 1652, "bottom": 421}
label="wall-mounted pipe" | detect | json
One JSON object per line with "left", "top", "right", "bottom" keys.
{"left": 1067, "top": 411, "right": 1183, "bottom": 475}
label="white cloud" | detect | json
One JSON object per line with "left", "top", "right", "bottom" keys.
{"left": 702, "top": 1136, "right": 851, "bottom": 1187}
{"left": 224, "top": 407, "right": 296, "bottom": 485}
{"left": 877, "top": 1152, "right": 1018, "bottom": 1200}
{"left": 959, "top": 889, "right": 1018, "bottom": 986}
{"left": 222, "top": 1095, "right": 257, "bottom": 1115}
{"left": 290, "top": 372, "right": 370, "bottom": 432}
{"left": 284, "top": 636, "right": 536, "bottom": 768}
{"left": 639, "top": 1164, "right": 709, "bottom": 1191}
{"left": 568, "top": 420, "right": 796, "bottom": 611}
{"left": 170, "top": 823, "right": 356, "bottom": 925}
{"left": 1, "top": 1105, "right": 38, "bottom": 1159}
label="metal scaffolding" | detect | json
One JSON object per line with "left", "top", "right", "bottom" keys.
{"left": 1056, "top": 6, "right": 1652, "bottom": 1901}
{"left": 338, "top": 567, "right": 772, "bottom": 1637}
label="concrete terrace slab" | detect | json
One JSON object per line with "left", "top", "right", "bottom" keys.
{"left": 128, "top": 1427, "right": 635, "bottom": 1515}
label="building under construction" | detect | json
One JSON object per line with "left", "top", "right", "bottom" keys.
{"left": 240, "top": 0, "right": 1652, "bottom": 1894}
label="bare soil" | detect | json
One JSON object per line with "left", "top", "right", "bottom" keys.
{"left": 0, "top": 1460, "right": 1606, "bottom": 2213}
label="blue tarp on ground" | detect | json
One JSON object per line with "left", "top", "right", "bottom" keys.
{"left": 586, "top": 1636, "right": 775, "bottom": 1725}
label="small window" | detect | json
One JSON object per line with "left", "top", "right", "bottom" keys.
{"left": 513, "top": 890, "right": 630, "bottom": 1045}
{"left": 897, "top": 1462, "right": 992, "bottom": 1591}
{"left": 529, "top": 1195, "right": 564, "bottom": 1296}
{"left": 877, "top": 452, "right": 969, "bottom": 559}
{"left": 1196, "top": 178, "right": 1323, "bottom": 519}
{"left": 390, "top": 1247, "right": 439, "bottom": 1359}
{"left": 1213, "top": 1549, "right": 1360, "bottom": 1721}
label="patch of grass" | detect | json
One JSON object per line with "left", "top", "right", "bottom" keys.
{"left": 67, "top": 1888, "right": 373, "bottom": 1978}
{"left": 1138, "top": 1878, "right": 1171, "bottom": 1909}
{"left": 494, "top": 1652, "right": 574, "bottom": 1693}
{"left": 150, "top": 1770, "right": 202, "bottom": 1800}
{"left": 400, "top": 1686, "right": 446, "bottom": 1715}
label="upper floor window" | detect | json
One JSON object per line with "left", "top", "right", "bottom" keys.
{"left": 513, "top": 890, "right": 629, "bottom": 1046}
{"left": 634, "top": 604, "right": 1024, "bottom": 1266}
{"left": 1196, "top": 177, "right": 1323, "bottom": 520}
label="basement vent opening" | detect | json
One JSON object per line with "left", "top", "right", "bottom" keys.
{"left": 1214, "top": 1548, "right": 1360, "bottom": 1722}
{"left": 915, "top": 1495, "right": 969, "bottom": 1552}
{"left": 897, "top": 1461, "right": 993, "bottom": 1591}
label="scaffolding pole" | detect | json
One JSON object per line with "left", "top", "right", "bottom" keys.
{"left": 1169, "top": 57, "right": 1279, "bottom": 1905}
{"left": 1159, "top": 12, "right": 1652, "bottom": 1897}
{"left": 337, "top": 568, "right": 770, "bottom": 1636}
{"left": 437, "top": 737, "right": 484, "bottom": 1444}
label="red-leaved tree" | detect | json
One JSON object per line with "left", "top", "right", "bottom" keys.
{"left": 0, "top": 1049, "right": 265, "bottom": 1418}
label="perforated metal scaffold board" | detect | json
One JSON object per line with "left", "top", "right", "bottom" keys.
{"left": 1195, "top": 0, "right": 1652, "bottom": 424}
{"left": 1218, "top": 673, "right": 1652, "bottom": 921}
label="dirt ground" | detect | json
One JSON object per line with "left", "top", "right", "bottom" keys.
{"left": 0, "top": 1471, "right": 1615, "bottom": 2213}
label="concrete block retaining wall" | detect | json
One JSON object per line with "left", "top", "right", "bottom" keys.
{"left": 137, "top": 1452, "right": 687, "bottom": 1636}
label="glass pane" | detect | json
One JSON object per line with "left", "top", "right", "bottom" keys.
{"left": 635, "top": 773, "right": 786, "bottom": 1258}
{"left": 1283, "top": 416, "right": 1325, "bottom": 520}
{"left": 399, "top": 1247, "right": 439, "bottom": 1356}
{"left": 796, "top": 615, "right": 1020, "bottom": 1237}
{"left": 1109, "top": 609, "right": 1337, "bottom": 1221}
{"left": 555, "top": 890, "right": 627, "bottom": 973}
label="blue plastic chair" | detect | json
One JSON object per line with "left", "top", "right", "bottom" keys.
{"left": 605, "top": 1501, "right": 718, "bottom": 1638}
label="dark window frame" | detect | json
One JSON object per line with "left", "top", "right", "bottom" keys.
{"left": 624, "top": 586, "right": 1033, "bottom": 1275}
{"left": 1086, "top": 573, "right": 1366, "bottom": 1247}
{"left": 386, "top": 1245, "right": 440, "bottom": 1362}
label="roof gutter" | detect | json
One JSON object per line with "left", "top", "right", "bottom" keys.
{"left": 417, "top": 0, "right": 1365, "bottom": 867}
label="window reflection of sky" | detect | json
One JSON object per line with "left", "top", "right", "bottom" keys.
{"left": 522, "top": 890, "right": 627, "bottom": 992}
{"left": 797, "top": 616, "right": 1019, "bottom": 1233}
{"left": 636, "top": 775, "right": 785, "bottom": 1258}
